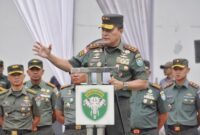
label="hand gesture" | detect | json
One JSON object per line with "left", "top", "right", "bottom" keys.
{"left": 33, "top": 42, "right": 52, "bottom": 58}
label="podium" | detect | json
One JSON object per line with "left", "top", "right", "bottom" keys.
{"left": 71, "top": 67, "right": 118, "bottom": 135}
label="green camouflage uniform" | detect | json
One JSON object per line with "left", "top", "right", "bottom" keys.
{"left": 24, "top": 80, "right": 58, "bottom": 135}
{"left": 130, "top": 83, "right": 168, "bottom": 135}
{"left": 56, "top": 84, "right": 86, "bottom": 135}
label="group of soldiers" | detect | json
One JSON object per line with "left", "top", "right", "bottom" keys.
{"left": 0, "top": 13, "right": 200, "bottom": 135}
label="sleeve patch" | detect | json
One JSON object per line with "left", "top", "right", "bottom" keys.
{"left": 136, "top": 58, "right": 144, "bottom": 67}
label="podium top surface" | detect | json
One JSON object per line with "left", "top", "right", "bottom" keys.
{"left": 71, "top": 67, "right": 118, "bottom": 73}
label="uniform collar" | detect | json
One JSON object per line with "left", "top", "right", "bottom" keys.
{"left": 105, "top": 40, "right": 124, "bottom": 52}
{"left": 8, "top": 87, "right": 27, "bottom": 96}
{"left": 174, "top": 79, "right": 189, "bottom": 89}
{"left": 26, "top": 80, "right": 45, "bottom": 89}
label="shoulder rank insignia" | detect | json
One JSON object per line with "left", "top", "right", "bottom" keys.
{"left": 150, "top": 83, "right": 161, "bottom": 90}
{"left": 0, "top": 87, "right": 5, "bottom": 91}
{"left": 164, "top": 82, "right": 174, "bottom": 89}
{"left": 88, "top": 43, "right": 104, "bottom": 49}
{"left": 47, "top": 82, "right": 56, "bottom": 88}
{"left": 27, "top": 89, "right": 37, "bottom": 95}
{"left": 0, "top": 88, "right": 8, "bottom": 95}
{"left": 124, "top": 44, "right": 138, "bottom": 53}
{"left": 79, "top": 47, "right": 89, "bottom": 57}
{"left": 189, "top": 81, "right": 199, "bottom": 89}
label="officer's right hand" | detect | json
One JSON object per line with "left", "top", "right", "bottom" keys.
{"left": 33, "top": 42, "right": 52, "bottom": 58}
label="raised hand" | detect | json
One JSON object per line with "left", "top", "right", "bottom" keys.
{"left": 33, "top": 42, "right": 52, "bottom": 58}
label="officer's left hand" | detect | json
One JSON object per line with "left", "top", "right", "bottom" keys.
{"left": 109, "top": 77, "right": 123, "bottom": 90}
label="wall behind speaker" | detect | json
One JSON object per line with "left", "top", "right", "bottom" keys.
{"left": 194, "top": 40, "right": 200, "bottom": 63}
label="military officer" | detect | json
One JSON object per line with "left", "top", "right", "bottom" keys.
{"left": 24, "top": 59, "right": 58, "bottom": 135}
{"left": 0, "top": 60, "right": 10, "bottom": 89}
{"left": 130, "top": 60, "right": 168, "bottom": 135}
{"left": 56, "top": 72, "right": 87, "bottom": 135}
{"left": 164, "top": 58, "right": 200, "bottom": 135}
{"left": 33, "top": 14, "right": 148, "bottom": 135}
{"left": 0, "top": 64, "right": 40, "bottom": 135}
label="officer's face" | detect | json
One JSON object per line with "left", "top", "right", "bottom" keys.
{"left": 173, "top": 67, "right": 190, "bottom": 81}
{"left": 27, "top": 67, "right": 44, "bottom": 81}
{"left": 8, "top": 73, "right": 25, "bottom": 87}
{"left": 102, "top": 27, "right": 123, "bottom": 47}
{"left": 71, "top": 73, "right": 87, "bottom": 85}
{"left": 163, "top": 67, "right": 172, "bottom": 76}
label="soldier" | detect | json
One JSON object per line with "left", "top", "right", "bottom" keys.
{"left": 130, "top": 60, "right": 168, "bottom": 135}
{"left": 165, "top": 58, "right": 200, "bottom": 135}
{"left": 0, "top": 60, "right": 10, "bottom": 89}
{"left": 56, "top": 72, "right": 87, "bottom": 135}
{"left": 160, "top": 61, "right": 173, "bottom": 88}
{"left": 33, "top": 14, "right": 148, "bottom": 135}
{"left": 24, "top": 59, "right": 58, "bottom": 135}
{"left": 0, "top": 64, "right": 40, "bottom": 135}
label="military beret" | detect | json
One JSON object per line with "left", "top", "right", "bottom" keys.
{"left": 7, "top": 64, "right": 24, "bottom": 75}
{"left": 28, "top": 59, "right": 43, "bottom": 69}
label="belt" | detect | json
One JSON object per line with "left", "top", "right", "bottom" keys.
{"left": 37, "top": 125, "right": 52, "bottom": 130}
{"left": 131, "top": 128, "right": 156, "bottom": 134}
{"left": 3, "top": 130, "right": 32, "bottom": 135}
{"left": 167, "top": 125, "right": 197, "bottom": 132}
{"left": 65, "top": 124, "right": 86, "bottom": 130}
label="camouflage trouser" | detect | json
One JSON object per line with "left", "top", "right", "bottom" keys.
{"left": 63, "top": 129, "right": 86, "bottom": 135}
{"left": 36, "top": 125, "right": 55, "bottom": 135}
{"left": 166, "top": 127, "right": 198, "bottom": 135}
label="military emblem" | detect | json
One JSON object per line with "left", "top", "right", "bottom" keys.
{"left": 82, "top": 89, "right": 107, "bottom": 121}
{"left": 136, "top": 58, "right": 144, "bottom": 67}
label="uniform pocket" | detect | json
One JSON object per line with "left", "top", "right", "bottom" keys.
{"left": 182, "top": 96, "right": 195, "bottom": 112}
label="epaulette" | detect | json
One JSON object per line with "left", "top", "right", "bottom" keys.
{"left": 0, "top": 87, "right": 8, "bottom": 95}
{"left": 150, "top": 83, "right": 161, "bottom": 90}
{"left": 124, "top": 44, "right": 138, "bottom": 52}
{"left": 61, "top": 84, "right": 73, "bottom": 90}
{"left": 47, "top": 82, "right": 56, "bottom": 88}
{"left": 87, "top": 43, "right": 104, "bottom": 49}
{"left": 164, "top": 82, "right": 174, "bottom": 89}
{"left": 27, "top": 89, "right": 37, "bottom": 95}
{"left": 0, "top": 87, "right": 5, "bottom": 91}
{"left": 189, "top": 81, "right": 199, "bottom": 89}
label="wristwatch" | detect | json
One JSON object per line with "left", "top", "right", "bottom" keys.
{"left": 123, "top": 82, "right": 129, "bottom": 90}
